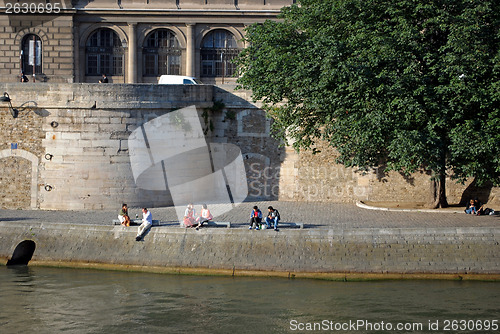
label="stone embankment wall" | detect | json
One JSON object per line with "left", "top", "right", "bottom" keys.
{"left": 277, "top": 136, "right": 500, "bottom": 207}
{"left": 1, "top": 222, "right": 499, "bottom": 277}
{"left": 0, "top": 83, "right": 220, "bottom": 210}
{"left": 0, "top": 82, "right": 498, "bottom": 210}
{"left": 0, "top": 83, "right": 287, "bottom": 210}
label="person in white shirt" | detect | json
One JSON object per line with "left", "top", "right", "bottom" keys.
{"left": 136, "top": 208, "right": 152, "bottom": 241}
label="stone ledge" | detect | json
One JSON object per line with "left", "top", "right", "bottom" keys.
{"left": 0, "top": 83, "right": 214, "bottom": 110}
{"left": 1, "top": 222, "right": 499, "bottom": 275}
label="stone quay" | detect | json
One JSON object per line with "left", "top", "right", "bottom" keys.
{"left": 1, "top": 202, "right": 499, "bottom": 280}
{"left": 1, "top": 83, "right": 498, "bottom": 279}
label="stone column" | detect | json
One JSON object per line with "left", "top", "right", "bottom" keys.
{"left": 128, "top": 23, "right": 137, "bottom": 83}
{"left": 186, "top": 23, "right": 196, "bottom": 77}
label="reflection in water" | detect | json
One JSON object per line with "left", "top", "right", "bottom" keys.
{"left": 0, "top": 266, "right": 498, "bottom": 334}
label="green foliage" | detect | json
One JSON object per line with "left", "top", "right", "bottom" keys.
{"left": 225, "top": 110, "right": 236, "bottom": 120}
{"left": 236, "top": 0, "right": 500, "bottom": 192}
{"left": 203, "top": 100, "right": 225, "bottom": 134}
{"left": 209, "top": 100, "right": 226, "bottom": 113}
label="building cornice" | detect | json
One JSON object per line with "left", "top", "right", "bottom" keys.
{"left": 74, "top": 8, "right": 280, "bottom": 14}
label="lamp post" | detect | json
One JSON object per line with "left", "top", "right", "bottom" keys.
{"left": 0, "top": 92, "right": 19, "bottom": 118}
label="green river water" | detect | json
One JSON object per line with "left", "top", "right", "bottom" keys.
{"left": 0, "top": 266, "right": 498, "bottom": 334}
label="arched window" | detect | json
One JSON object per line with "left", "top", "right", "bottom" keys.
{"left": 86, "top": 28, "right": 124, "bottom": 76}
{"left": 22, "top": 34, "right": 42, "bottom": 75}
{"left": 143, "top": 29, "right": 181, "bottom": 76}
{"left": 201, "top": 30, "right": 239, "bottom": 77}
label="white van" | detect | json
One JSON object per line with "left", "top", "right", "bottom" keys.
{"left": 158, "top": 75, "right": 203, "bottom": 85}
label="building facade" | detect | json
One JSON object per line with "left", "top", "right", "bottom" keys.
{"left": 0, "top": 0, "right": 293, "bottom": 84}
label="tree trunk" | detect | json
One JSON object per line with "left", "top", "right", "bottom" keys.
{"left": 431, "top": 172, "right": 449, "bottom": 209}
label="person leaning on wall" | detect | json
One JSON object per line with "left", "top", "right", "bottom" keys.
{"left": 99, "top": 73, "right": 108, "bottom": 83}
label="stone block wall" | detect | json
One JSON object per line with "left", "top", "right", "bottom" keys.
{"left": 1, "top": 222, "right": 499, "bottom": 275}
{"left": 214, "top": 87, "right": 283, "bottom": 201}
{"left": 0, "top": 83, "right": 216, "bottom": 210}
{"left": 276, "top": 131, "right": 500, "bottom": 207}
{"left": 0, "top": 83, "right": 285, "bottom": 210}
{"left": 0, "top": 101, "right": 44, "bottom": 209}
{"left": 0, "top": 157, "right": 31, "bottom": 209}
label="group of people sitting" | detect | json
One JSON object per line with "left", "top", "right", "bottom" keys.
{"left": 184, "top": 204, "right": 282, "bottom": 231}
{"left": 249, "top": 205, "right": 280, "bottom": 231}
{"left": 183, "top": 203, "right": 213, "bottom": 230}
{"left": 117, "top": 204, "right": 153, "bottom": 241}
{"left": 118, "top": 203, "right": 283, "bottom": 235}
{"left": 465, "top": 198, "right": 495, "bottom": 215}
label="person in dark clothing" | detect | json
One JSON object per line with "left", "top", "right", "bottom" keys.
{"left": 99, "top": 74, "right": 108, "bottom": 83}
{"left": 20, "top": 72, "right": 29, "bottom": 82}
{"left": 249, "top": 206, "right": 262, "bottom": 230}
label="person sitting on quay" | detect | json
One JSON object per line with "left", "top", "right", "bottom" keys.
{"left": 265, "top": 206, "right": 280, "bottom": 231}
{"left": 473, "top": 198, "right": 496, "bottom": 216}
{"left": 465, "top": 199, "right": 477, "bottom": 214}
{"left": 249, "top": 205, "right": 262, "bottom": 230}
{"left": 183, "top": 203, "right": 197, "bottom": 228}
{"left": 473, "top": 198, "right": 485, "bottom": 215}
{"left": 136, "top": 208, "right": 152, "bottom": 241}
{"left": 194, "top": 204, "right": 213, "bottom": 230}
{"left": 118, "top": 203, "right": 131, "bottom": 227}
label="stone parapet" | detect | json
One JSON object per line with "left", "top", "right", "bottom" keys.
{"left": 0, "top": 83, "right": 214, "bottom": 109}
{"left": 1, "top": 222, "right": 499, "bottom": 276}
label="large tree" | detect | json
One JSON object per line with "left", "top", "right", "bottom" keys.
{"left": 236, "top": 0, "right": 500, "bottom": 208}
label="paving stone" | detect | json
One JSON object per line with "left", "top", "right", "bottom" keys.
{"left": 0, "top": 201, "right": 498, "bottom": 229}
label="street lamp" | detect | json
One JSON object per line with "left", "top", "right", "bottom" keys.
{"left": 0, "top": 92, "right": 19, "bottom": 118}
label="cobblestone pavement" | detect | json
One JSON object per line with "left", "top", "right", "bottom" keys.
{"left": 0, "top": 201, "right": 498, "bottom": 229}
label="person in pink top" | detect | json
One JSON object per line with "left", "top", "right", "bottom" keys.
{"left": 195, "top": 204, "right": 213, "bottom": 230}
{"left": 183, "top": 203, "right": 196, "bottom": 227}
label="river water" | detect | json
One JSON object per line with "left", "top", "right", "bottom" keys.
{"left": 0, "top": 266, "right": 498, "bottom": 334}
